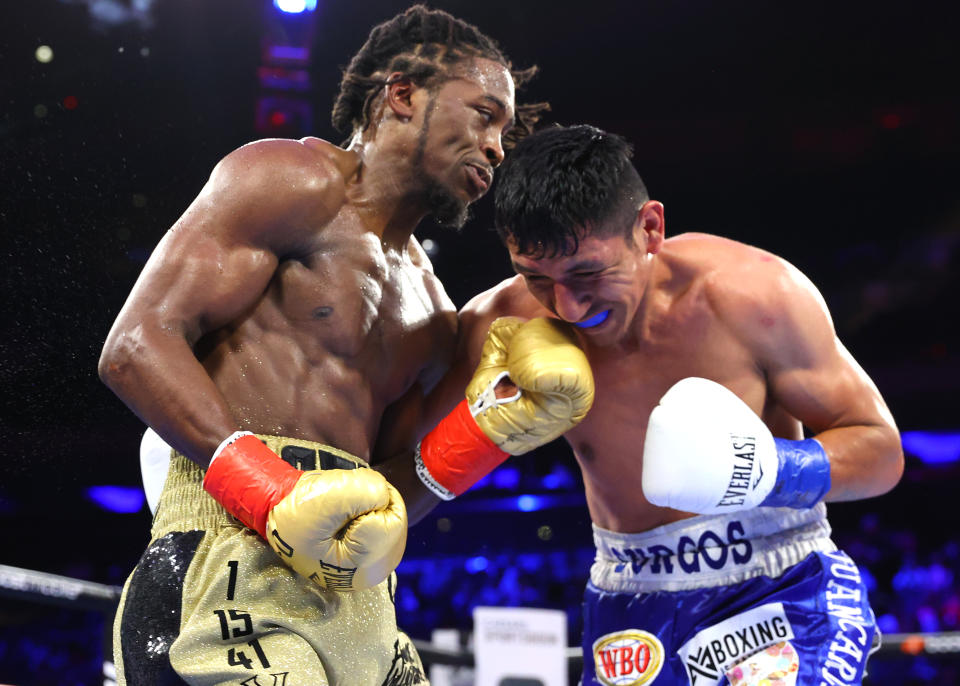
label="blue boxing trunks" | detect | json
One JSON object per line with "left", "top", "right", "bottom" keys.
{"left": 582, "top": 503, "right": 879, "bottom": 685}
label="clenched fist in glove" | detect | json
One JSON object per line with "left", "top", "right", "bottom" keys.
{"left": 203, "top": 432, "right": 406, "bottom": 591}
{"left": 416, "top": 316, "right": 595, "bottom": 500}
{"left": 641, "top": 377, "right": 832, "bottom": 514}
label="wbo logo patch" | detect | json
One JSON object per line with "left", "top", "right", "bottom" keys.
{"left": 593, "top": 630, "right": 664, "bottom": 685}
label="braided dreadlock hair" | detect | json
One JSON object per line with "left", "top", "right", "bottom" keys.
{"left": 332, "top": 4, "right": 547, "bottom": 147}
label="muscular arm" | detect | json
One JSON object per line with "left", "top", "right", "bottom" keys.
{"left": 375, "top": 278, "right": 542, "bottom": 525}
{"left": 375, "top": 301, "right": 499, "bottom": 524}
{"left": 719, "top": 252, "right": 903, "bottom": 501}
{"left": 99, "top": 139, "right": 347, "bottom": 465}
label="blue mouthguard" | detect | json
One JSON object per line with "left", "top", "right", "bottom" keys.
{"left": 574, "top": 310, "right": 611, "bottom": 329}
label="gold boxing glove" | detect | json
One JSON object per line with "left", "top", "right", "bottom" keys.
{"left": 415, "top": 317, "right": 595, "bottom": 500}
{"left": 204, "top": 433, "right": 407, "bottom": 591}
{"left": 470, "top": 316, "right": 595, "bottom": 453}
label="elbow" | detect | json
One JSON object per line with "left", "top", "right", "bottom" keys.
{"left": 98, "top": 328, "right": 139, "bottom": 392}
{"left": 875, "top": 426, "right": 905, "bottom": 496}
{"left": 98, "top": 342, "right": 125, "bottom": 391}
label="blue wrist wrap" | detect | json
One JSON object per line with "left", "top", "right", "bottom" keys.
{"left": 762, "top": 438, "right": 832, "bottom": 509}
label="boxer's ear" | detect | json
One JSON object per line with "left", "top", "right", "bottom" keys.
{"left": 634, "top": 201, "right": 665, "bottom": 254}
{"left": 384, "top": 72, "right": 416, "bottom": 121}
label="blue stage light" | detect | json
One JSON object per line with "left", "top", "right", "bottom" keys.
{"left": 540, "top": 465, "right": 575, "bottom": 490}
{"left": 541, "top": 472, "right": 562, "bottom": 489}
{"left": 86, "top": 485, "right": 145, "bottom": 513}
{"left": 516, "top": 494, "right": 543, "bottom": 512}
{"left": 492, "top": 466, "right": 520, "bottom": 489}
{"left": 465, "top": 556, "right": 489, "bottom": 573}
{"left": 273, "top": 0, "right": 317, "bottom": 13}
{"left": 901, "top": 430, "right": 960, "bottom": 464}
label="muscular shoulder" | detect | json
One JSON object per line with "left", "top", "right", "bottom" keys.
{"left": 203, "top": 137, "right": 357, "bottom": 247}
{"left": 681, "top": 233, "right": 834, "bottom": 366}
{"left": 453, "top": 275, "right": 546, "bottom": 353}
{"left": 461, "top": 275, "right": 547, "bottom": 324}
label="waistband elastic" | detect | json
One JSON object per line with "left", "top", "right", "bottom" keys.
{"left": 150, "top": 434, "right": 366, "bottom": 540}
{"left": 590, "top": 503, "right": 835, "bottom": 593}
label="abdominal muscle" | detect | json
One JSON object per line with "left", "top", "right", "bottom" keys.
{"left": 203, "top": 336, "right": 382, "bottom": 462}
{"left": 196, "top": 290, "right": 415, "bottom": 463}
{"left": 576, "top": 439, "right": 697, "bottom": 534}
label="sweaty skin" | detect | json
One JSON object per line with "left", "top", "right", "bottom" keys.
{"left": 99, "top": 57, "right": 516, "bottom": 482}
{"left": 426, "top": 208, "right": 903, "bottom": 533}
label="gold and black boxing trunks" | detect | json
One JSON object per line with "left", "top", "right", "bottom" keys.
{"left": 113, "top": 435, "right": 426, "bottom": 686}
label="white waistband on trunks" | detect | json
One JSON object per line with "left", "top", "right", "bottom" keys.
{"left": 590, "top": 502, "right": 836, "bottom": 593}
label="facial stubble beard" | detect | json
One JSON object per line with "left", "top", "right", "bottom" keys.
{"left": 413, "top": 91, "right": 471, "bottom": 231}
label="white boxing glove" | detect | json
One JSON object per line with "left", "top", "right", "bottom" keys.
{"left": 642, "top": 377, "right": 831, "bottom": 514}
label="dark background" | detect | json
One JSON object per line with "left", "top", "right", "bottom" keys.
{"left": 1, "top": 0, "right": 959, "bottom": 679}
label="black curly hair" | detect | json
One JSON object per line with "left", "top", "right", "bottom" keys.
{"left": 494, "top": 124, "right": 649, "bottom": 257}
{"left": 332, "top": 4, "right": 547, "bottom": 147}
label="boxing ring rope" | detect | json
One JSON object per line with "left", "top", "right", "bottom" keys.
{"left": 2, "top": 563, "right": 959, "bottom": 666}
{"left": 0, "top": 563, "right": 125, "bottom": 613}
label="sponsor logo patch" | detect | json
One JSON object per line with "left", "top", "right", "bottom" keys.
{"left": 677, "top": 602, "right": 794, "bottom": 685}
{"left": 593, "top": 630, "right": 664, "bottom": 685}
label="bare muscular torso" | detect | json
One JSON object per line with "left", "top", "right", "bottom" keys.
{"left": 199, "top": 151, "right": 456, "bottom": 462}
{"left": 199, "top": 221, "right": 454, "bottom": 461}
{"left": 460, "top": 234, "right": 805, "bottom": 533}
{"left": 101, "top": 136, "right": 456, "bottom": 465}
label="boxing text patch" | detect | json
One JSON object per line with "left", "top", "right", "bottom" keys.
{"left": 677, "top": 602, "right": 795, "bottom": 685}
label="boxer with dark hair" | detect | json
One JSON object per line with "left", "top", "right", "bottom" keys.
{"left": 431, "top": 124, "right": 903, "bottom": 685}
{"left": 98, "top": 7, "right": 588, "bottom": 684}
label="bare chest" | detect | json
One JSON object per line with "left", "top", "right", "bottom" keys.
{"left": 259, "top": 238, "right": 452, "bottom": 397}
{"left": 563, "top": 310, "right": 768, "bottom": 529}
{"left": 568, "top": 306, "right": 764, "bottom": 471}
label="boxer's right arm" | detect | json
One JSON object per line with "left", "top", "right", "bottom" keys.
{"left": 99, "top": 142, "right": 407, "bottom": 589}
{"left": 137, "top": 425, "right": 409, "bottom": 591}
{"left": 99, "top": 139, "right": 345, "bottom": 463}
{"left": 374, "top": 280, "right": 581, "bottom": 524}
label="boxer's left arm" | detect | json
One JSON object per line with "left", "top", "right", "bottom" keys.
{"left": 375, "top": 284, "right": 527, "bottom": 516}
{"left": 373, "top": 304, "right": 503, "bottom": 524}
{"left": 718, "top": 251, "right": 903, "bottom": 501}
{"left": 643, "top": 255, "right": 903, "bottom": 514}
{"left": 744, "top": 256, "right": 904, "bottom": 502}
{"left": 374, "top": 281, "right": 562, "bottom": 525}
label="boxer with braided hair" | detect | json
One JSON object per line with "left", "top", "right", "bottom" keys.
{"left": 101, "top": 6, "right": 578, "bottom": 685}
{"left": 331, "top": 4, "right": 547, "bottom": 150}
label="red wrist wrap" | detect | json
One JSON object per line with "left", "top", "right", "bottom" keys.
{"left": 202, "top": 435, "right": 302, "bottom": 537}
{"left": 419, "top": 399, "right": 509, "bottom": 497}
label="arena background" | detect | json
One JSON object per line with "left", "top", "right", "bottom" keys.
{"left": 1, "top": 0, "right": 958, "bottom": 683}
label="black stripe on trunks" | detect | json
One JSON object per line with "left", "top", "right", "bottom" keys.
{"left": 118, "top": 529, "right": 202, "bottom": 685}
